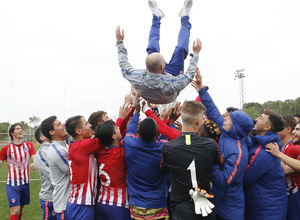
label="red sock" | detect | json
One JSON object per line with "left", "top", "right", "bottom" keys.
{"left": 10, "top": 215, "right": 19, "bottom": 220}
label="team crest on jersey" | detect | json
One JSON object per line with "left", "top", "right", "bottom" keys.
{"left": 23, "top": 147, "right": 28, "bottom": 153}
{"left": 52, "top": 211, "right": 56, "bottom": 216}
{"left": 11, "top": 198, "right": 16, "bottom": 203}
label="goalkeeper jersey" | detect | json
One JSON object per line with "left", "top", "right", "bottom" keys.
{"left": 161, "top": 132, "right": 221, "bottom": 207}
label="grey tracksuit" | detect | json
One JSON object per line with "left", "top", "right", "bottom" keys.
{"left": 35, "top": 142, "right": 54, "bottom": 202}
{"left": 117, "top": 42, "right": 199, "bottom": 104}
{"left": 47, "top": 140, "right": 71, "bottom": 213}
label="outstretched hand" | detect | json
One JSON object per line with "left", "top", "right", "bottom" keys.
{"left": 191, "top": 67, "right": 203, "bottom": 92}
{"left": 116, "top": 26, "right": 124, "bottom": 41}
{"left": 119, "top": 102, "right": 132, "bottom": 119}
{"left": 193, "top": 38, "right": 202, "bottom": 54}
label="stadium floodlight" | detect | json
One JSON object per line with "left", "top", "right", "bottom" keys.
{"left": 234, "top": 69, "right": 246, "bottom": 110}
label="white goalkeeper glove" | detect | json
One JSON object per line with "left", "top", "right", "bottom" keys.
{"left": 189, "top": 187, "right": 215, "bottom": 217}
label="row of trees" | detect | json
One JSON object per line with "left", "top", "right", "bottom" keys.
{"left": 0, "top": 116, "right": 40, "bottom": 143}
{"left": 0, "top": 97, "right": 299, "bottom": 143}
{"left": 243, "top": 97, "right": 300, "bottom": 119}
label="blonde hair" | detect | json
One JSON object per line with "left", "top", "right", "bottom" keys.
{"left": 181, "top": 101, "right": 206, "bottom": 126}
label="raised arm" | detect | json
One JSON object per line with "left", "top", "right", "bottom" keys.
{"left": 116, "top": 26, "right": 135, "bottom": 74}
{"left": 191, "top": 67, "right": 225, "bottom": 128}
{"left": 171, "top": 38, "right": 201, "bottom": 92}
{"left": 143, "top": 105, "right": 180, "bottom": 140}
{"left": 125, "top": 97, "right": 141, "bottom": 135}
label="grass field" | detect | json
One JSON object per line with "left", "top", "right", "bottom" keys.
{"left": 0, "top": 144, "right": 42, "bottom": 220}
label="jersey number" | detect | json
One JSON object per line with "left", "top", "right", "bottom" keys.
{"left": 99, "top": 163, "right": 111, "bottom": 186}
{"left": 187, "top": 159, "right": 198, "bottom": 188}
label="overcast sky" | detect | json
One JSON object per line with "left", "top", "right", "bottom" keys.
{"left": 0, "top": 0, "right": 299, "bottom": 124}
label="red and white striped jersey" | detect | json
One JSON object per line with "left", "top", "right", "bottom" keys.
{"left": 97, "top": 145, "right": 129, "bottom": 208}
{"left": 68, "top": 138, "right": 102, "bottom": 205}
{"left": 0, "top": 142, "right": 36, "bottom": 186}
{"left": 282, "top": 141, "right": 300, "bottom": 194}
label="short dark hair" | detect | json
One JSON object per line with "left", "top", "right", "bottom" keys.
{"left": 88, "top": 110, "right": 107, "bottom": 131}
{"left": 95, "top": 120, "right": 116, "bottom": 146}
{"left": 35, "top": 126, "right": 43, "bottom": 144}
{"left": 138, "top": 118, "right": 157, "bottom": 143}
{"left": 264, "top": 109, "right": 285, "bottom": 132}
{"left": 226, "top": 107, "right": 238, "bottom": 113}
{"left": 293, "top": 113, "right": 300, "bottom": 118}
{"left": 282, "top": 115, "right": 297, "bottom": 132}
{"left": 41, "top": 116, "right": 57, "bottom": 140}
{"left": 9, "top": 123, "right": 22, "bottom": 141}
{"left": 65, "top": 115, "right": 83, "bottom": 138}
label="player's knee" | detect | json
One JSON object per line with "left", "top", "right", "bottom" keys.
{"left": 10, "top": 206, "right": 21, "bottom": 215}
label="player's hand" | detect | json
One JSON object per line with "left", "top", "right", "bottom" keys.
{"left": 175, "top": 121, "right": 182, "bottom": 132}
{"left": 189, "top": 188, "right": 214, "bottom": 217}
{"left": 192, "top": 38, "right": 202, "bottom": 54}
{"left": 116, "top": 26, "right": 124, "bottom": 41}
{"left": 265, "top": 142, "right": 281, "bottom": 157}
{"left": 119, "top": 103, "right": 131, "bottom": 119}
{"left": 191, "top": 67, "right": 203, "bottom": 92}
{"left": 134, "top": 96, "right": 142, "bottom": 113}
{"left": 30, "top": 163, "right": 36, "bottom": 170}
{"left": 160, "top": 108, "right": 172, "bottom": 121}
{"left": 124, "top": 92, "right": 132, "bottom": 104}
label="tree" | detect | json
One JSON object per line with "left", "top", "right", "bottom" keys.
{"left": 29, "top": 116, "right": 41, "bottom": 129}
{"left": 0, "top": 122, "right": 10, "bottom": 142}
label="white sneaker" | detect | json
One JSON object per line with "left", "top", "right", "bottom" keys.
{"left": 179, "top": 0, "right": 193, "bottom": 17}
{"left": 148, "top": 0, "right": 165, "bottom": 18}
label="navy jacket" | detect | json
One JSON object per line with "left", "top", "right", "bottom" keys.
{"left": 243, "top": 132, "right": 287, "bottom": 220}
{"left": 199, "top": 87, "right": 253, "bottom": 220}
{"left": 123, "top": 113, "right": 169, "bottom": 209}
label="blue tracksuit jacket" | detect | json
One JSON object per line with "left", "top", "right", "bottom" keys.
{"left": 198, "top": 86, "right": 253, "bottom": 220}
{"left": 122, "top": 113, "right": 169, "bottom": 209}
{"left": 243, "top": 132, "right": 287, "bottom": 220}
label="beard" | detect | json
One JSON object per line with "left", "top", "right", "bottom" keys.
{"left": 293, "top": 138, "right": 300, "bottom": 145}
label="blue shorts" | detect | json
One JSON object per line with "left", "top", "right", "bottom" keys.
{"left": 65, "top": 202, "right": 94, "bottom": 220}
{"left": 56, "top": 211, "right": 65, "bottom": 220}
{"left": 287, "top": 190, "right": 300, "bottom": 220}
{"left": 96, "top": 203, "right": 130, "bottom": 220}
{"left": 40, "top": 199, "right": 56, "bottom": 220}
{"left": 6, "top": 183, "right": 30, "bottom": 207}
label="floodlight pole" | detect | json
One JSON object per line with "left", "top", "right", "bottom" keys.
{"left": 234, "top": 69, "right": 246, "bottom": 110}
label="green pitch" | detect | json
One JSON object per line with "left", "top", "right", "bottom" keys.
{"left": 0, "top": 144, "right": 42, "bottom": 220}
